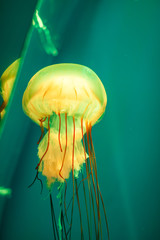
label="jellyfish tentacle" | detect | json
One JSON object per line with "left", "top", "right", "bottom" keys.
{"left": 81, "top": 117, "right": 94, "bottom": 239}
{"left": 85, "top": 150, "right": 97, "bottom": 239}
{"left": 81, "top": 102, "right": 91, "bottom": 122}
{"left": 86, "top": 121, "right": 100, "bottom": 240}
{"left": 27, "top": 171, "right": 43, "bottom": 193}
{"left": 89, "top": 169, "right": 97, "bottom": 239}
{"left": 41, "top": 116, "right": 47, "bottom": 122}
{"left": 59, "top": 186, "right": 68, "bottom": 240}
{"left": 81, "top": 117, "right": 92, "bottom": 182}
{"left": 81, "top": 118, "right": 87, "bottom": 166}
{"left": 80, "top": 172, "right": 91, "bottom": 183}
{"left": 27, "top": 173, "right": 37, "bottom": 188}
{"left": 84, "top": 131, "right": 97, "bottom": 239}
{"left": 89, "top": 128, "right": 110, "bottom": 240}
{"left": 50, "top": 193, "right": 59, "bottom": 240}
{"left": 89, "top": 125, "right": 102, "bottom": 239}
{"left": 75, "top": 178, "right": 84, "bottom": 240}
{"left": 61, "top": 208, "right": 68, "bottom": 240}
{"left": 36, "top": 173, "right": 43, "bottom": 194}
{"left": 88, "top": 123, "right": 102, "bottom": 240}
{"left": 59, "top": 113, "right": 67, "bottom": 182}
{"left": 37, "top": 118, "right": 46, "bottom": 144}
{"left": 82, "top": 173, "right": 91, "bottom": 240}
{"left": 69, "top": 116, "right": 76, "bottom": 240}
{"left": 59, "top": 188, "right": 67, "bottom": 240}
{"left": 58, "top": 113, "right": 70, "bottom": 226}
{"left": 36, "top": 116, "right": 50, "bottom": 170}
{"left": 58, "top": 113, "right": 63, "bottom": 152}
{"left": 72, "top": 116, "right": 75, "bottom": 176}
{"left": 28, "top": 117, "right": 50, "bottom": 191}
{"left": 99, "top": 189, "right": 110, "bottom": 240}
{"left": 28, "top": 117, "right": 49, "bottom": 191}
{"left": 63, "top": 183, "right": 71, "bottom": 226}
{"left": 60, "top": 209, "right": 64, "bottom": 239}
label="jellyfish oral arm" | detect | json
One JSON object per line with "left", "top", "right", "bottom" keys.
{"left": 37, "top": 114, "right": 87, "bottom": 186}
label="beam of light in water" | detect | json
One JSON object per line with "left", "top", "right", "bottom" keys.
{"left": 33, "top": 10, "right": 58, "bottom": 56}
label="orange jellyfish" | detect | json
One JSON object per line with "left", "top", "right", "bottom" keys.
{"left": 22, "top": 63, "right": 109, "bottom": 240}
{"left": 0, "top": 59, "right": 20, "bottom": 119}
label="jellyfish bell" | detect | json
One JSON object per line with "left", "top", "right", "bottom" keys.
{"left": 22, "top": 63, "right": 109, "bottom": 239}
{"left": 0, "top": 59, "right": 20, "bottom": 118}
{"left": 22, "top": 64, "right": 107, "bottom": 186}
{"left": 22, "top": 64, "right": 106, "bottom": 126}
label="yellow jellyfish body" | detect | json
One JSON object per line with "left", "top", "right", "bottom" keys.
{"left": 22, "top": 64, "right": 107, "bottom": 187}
{"left": 0, "top": 59, "right": 20, "bottom": 118}
{"left": 22, "top": 64, "right": 110, "bottom": 239}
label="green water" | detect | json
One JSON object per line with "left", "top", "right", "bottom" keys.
{"left": 0, "top": 0, "right": 160, "bottom": 239}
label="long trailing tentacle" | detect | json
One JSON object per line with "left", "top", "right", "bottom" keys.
{"left": 58, "top": 186, "right": 67, "bottom": 240}
{"left": 82, "top": 172, "right": 91, "bottom": 240}
{"left": 75, "top": 178, "right": 84, "bottom": 240}
{"left": 59, "top": 113, "right": 70, "bottom": 225}
{"left": 82, "top": 120, "right": 98, "bottom": 239}
{"left": 69, "top": 116, "right": 75, "bottom": 240}
{"left": 50, "top": 193, "right": 59, "bottom": 240}
{"left": 88, "top": 123, "right": 102, "bottom": 239}
{"left": 86, "top": 121, "right": 101, "bottom": 239}
{"left": 81, "top": 117, "right": 92, "bottom": 239}
{"left": 89, "top": 172, "right": 98, "bottom": 239}
{"left": 89, "top": 124, "right": 102, "bottom": 238}
{"left": 89, "top": 126, "right": 110, "bottom": 240}
{"left": 61, "top": 207, "right": 68, "bottom": 240}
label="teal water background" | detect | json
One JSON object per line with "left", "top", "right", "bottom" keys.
{"left": 0, "top": 0, "right": 160, "bottom": 239}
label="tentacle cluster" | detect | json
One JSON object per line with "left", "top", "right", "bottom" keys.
{"left": 34, "top": 114, "right": 110, "bottom": 240}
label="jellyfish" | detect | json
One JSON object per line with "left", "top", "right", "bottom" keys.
{"left": 22, "top": 63, "right": 109, "bottom": 240}
{"left": 0, "top": 59, "right": 20, "bottom": 119}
